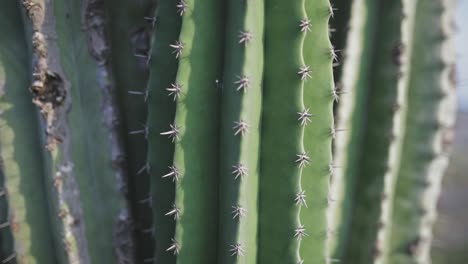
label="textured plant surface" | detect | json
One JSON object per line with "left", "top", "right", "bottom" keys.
{"left": 0, "top": 0, "right": 457, "bottom": 263}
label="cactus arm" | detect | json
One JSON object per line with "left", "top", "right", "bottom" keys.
{"left": 334, "top": 1, "right": 416, "bottom": 263}
{"left": 218, "top": 0, "right": 263, "bottom": 263}
{"left": 22, "top": 0, "right": 135, "bottom": 262}
{"left": 389, "top": 1, "right": 457, "bottom": 263}
{"left": 0, "top": 1, "right": 57, "bottom": 263}
{"left": 301, "top": 1, "right": 335, "bottom": 262}
{"left": 169, "top": 0, "right": 225, "bottom": 262}
{"left": 145, "top": 0, "right": 182, "bottom": 263}
{"left": 106, "top": 1, "right": 155, "bottom": 261}
{"left": 258, "top": 1, "right": 307, "bottom": 263}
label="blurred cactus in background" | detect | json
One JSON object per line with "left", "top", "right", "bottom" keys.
{"left": 0, "top": 0, "right": 457, "bottom": 263}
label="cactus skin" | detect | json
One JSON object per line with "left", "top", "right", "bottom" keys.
{"left": 331, "top": 0, "right": 415, "bottom": 263}
{"left": 218, "top": 0, "right": 263, "bottom": 262}
{"left": 107, "top": 0, "right": 155, "bottom": 261}
{"left": 146, "top": 0, "right": 182, "bottom": 263}
{"left": 259, "top": 0, "right": 334, "bottom": 263}
{"left": 168, "top": 0, "right": 225, "bottom": 262}
{"left": 0, "top": 1, "right": 56, "bottom": 263}
{"left": 389, "top": 1, "right": 457, "bottom": 263}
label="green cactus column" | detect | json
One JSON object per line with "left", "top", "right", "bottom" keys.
{"left": 330, "top": 0, "right": 417, "bottom": 263}
{"left": 218, "top": 0, "right": 263, "bottom": 263}
{"left": 259, "top": 0, "right": 334, "bottom": 263}
{"left": 0, "top": 1, "right": 56, "bottom": 263}
{"left": 21, "top": 0, "right": 135, "bottom": 263}
{"left": 389, "top": 1, "right": 457, "bottom": 263}
{"left": 146, "top": 0, "right": 182, "bottom": 263}
{"left": 107, "top": 0, "right": 155, "bottom": 261}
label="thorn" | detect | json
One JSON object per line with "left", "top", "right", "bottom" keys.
{"left": 167, "top": 239, "right": 181, "bottom": 255}
{"left": 295, "top": 190, "right": 307, "bottom": 207}
{"left": 298, "top": 66, "right": 312, "bottom": 80}
{"left": 0, "top": 188, "right": 5, "bottom": 197}
{"left": 0, "top": 221, "right": 10, "bottom": 229}
{"left": 329, "top": 4, "right": 338, "bottom": 18}
{"left": 1, "top": 253, "right": 16, "bottom": 263}
{"left": 295, "top": 152, "right": 311, "bottom": 168}
{"left": 297, "top": 108, "right": 313, "bottom": 126}
{"left": 230, "top": 243, "right": 245, "bottom": 257}
{"left": 160, "top": 123, "right": 180, "bottom": 142}
{"left": 176, "top": 0, "right": 188, "bottom": 16}
{"left": 231, "top": 205, "right": 247, "bottom": 219}
{"left": 232, "top": 164, "right": 248, "bottom": 180}
{"left": 329, "top": 164, "right": 340, "bottom": 174}
{"left": 298, "top": 260, "right": 304, "bottom": 264}
{"left": 128, "top": 89, "right": 149, "bottom": 102}
{"left": 332, "top": 86, "right": 347, "bottom": 102}
{"left": 137, "top": 162, "right": 150, "bottom": 175}
{"left": 129, "top": 124, "right": 149, "bottom": 139}
{"left": 328, "top": 27, "right": 336, "bottom": 37}
{"left": 142, "top": 226, "right": 154, "bottom": 235}
{"left": 166, "top": 83, "right": 182, "bottom": 101}
{"left": 134, "top": 51, "right": 151, "bottom": 65}
{"left": 294, "top": 225, "right": 308, "bottom": 240}
{"left": 326, "top": 257, "right": 341, "bottom": 263}
{"left": 330, "top": 47, "right": 340, "bottom": 62}
{"left": 162, "top": 166, "right": 180, "bottom": 182}
{"left": 170, "top": 41, "right": 184, "bottom": 59}
{"left": 330, "top": 127, "right": 345, "bottom": 138}
{"left": 144, "top": 16, "right": 157, "bottom": 28}
{"left": 165, "top": 204, "right": 181, "bottom": 220}
{"left": 299, "top": 19, "right": 312, "bottom": 32}
{"left": 139, "top": 196, "right": 152, "bottom": 206}
{"left": 239, "top": 31, "right": 253, "bottom": 44}
{"left": 233, "top": 120, "right": 249, "bottom": 136}
{"left": 235, "top": 75, "right": 250, "bottom": 92}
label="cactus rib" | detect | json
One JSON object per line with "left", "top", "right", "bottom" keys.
{"left": 218, "top": 0, "right": 264, "bottom": 262}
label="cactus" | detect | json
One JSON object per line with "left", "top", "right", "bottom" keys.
{"left": 0, "top": 0, "right": 457, "bottom": 263}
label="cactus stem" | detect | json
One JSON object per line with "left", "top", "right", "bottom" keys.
{"left": 296, "top": 153, "right": 311, "bottom": 168}
{"left": 299, "top": 19, "right": 312, "bottom": 33}
{"left": 176, "top": 0, "right": 188, "bottom": 16}
{"left": 231, "top": 205, "right": 247, "bottom": 219}
{"left": 233, "top": 120, "right": 249, "bottom": 136}
{"left": 297, "top": 108, "right": 313, "bottom": 126}
{"left": 298, "top": 66, "right": 312, "bottom": 80}
{"left": 235, "top": 75, "right": 250, "bottom": 92}
{"left": 160, "top": 123, "right": 181, "bottom": 142}
{"left": 166, "top": 83, "right": 183, "bottom": 101}
{"left": 165, "top": 204, "right": 181, "bottom": 220}
{"left": 232, "top": 164, "right": 248, "bottom": 180}
{"left": 166, "top": 239, "right": 181, "bottom": 255}
{"left": 295, "top": 191, "right": 308, "bottom": 207}
{"left": 162, "top": 166, "right": 180, "bottom": 182}
{"left": 294, "top": 225, "right": 308, "bottom": 240}
{"left": 170, "top": 41, "right": 184, "bottom": 59}
{"left": 229, "top": 243, "right": 245, "bottom": 257}
{"left": 239, "top": 31, "right": 253, "bottom": 44}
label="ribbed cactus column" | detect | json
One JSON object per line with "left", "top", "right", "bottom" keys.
{"left": 389, "top": 1, "right": 457, "bottom": 263}
{"left": 107, "top": 0, "right": 155, "bottom": 262}
{"left": 0, "top": 1, "right": 56, "bottom": 263}
{"left": 146, "top": 0, "right": 181, "bottom": 263}
{"left": 218, "top": 0, "right": 263, "bottom": 263}
{"left": 330, "top": 0, "right": 416, "bottom": 263}
{"left": 259, "top": 0, "right": 334, "bottom": 263}
{"left": 21, "top": 0, "right": 134, "bottom": 263}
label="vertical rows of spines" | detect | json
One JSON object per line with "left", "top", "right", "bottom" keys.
{"left": 168, "top": 0, "right": 225, "bottom": 262}
{"left": 389, "top": 1, "right": 456, "bottom": 263}
{"left": 218, "top": 0, "right": 263, "bottom": 262}
{"left": 338, "top": 1, "right": 413, "bottom": 263}
{"left": 301, "top": 1, "right": 335, "bottom": 263}
{"left": 146, "top": 0, "right": 181, "bottom": 262}
{"left": 106, "top": 0, "right": 155, "bottom": 262}
{"left": 259, "top": 0, "right": 307, "bottom": 262}
{"left": 328, "top": 0, "right": 379, "bottom": 259}
{"left": 0, "top": 1, "right": 57, "bottom": 263}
